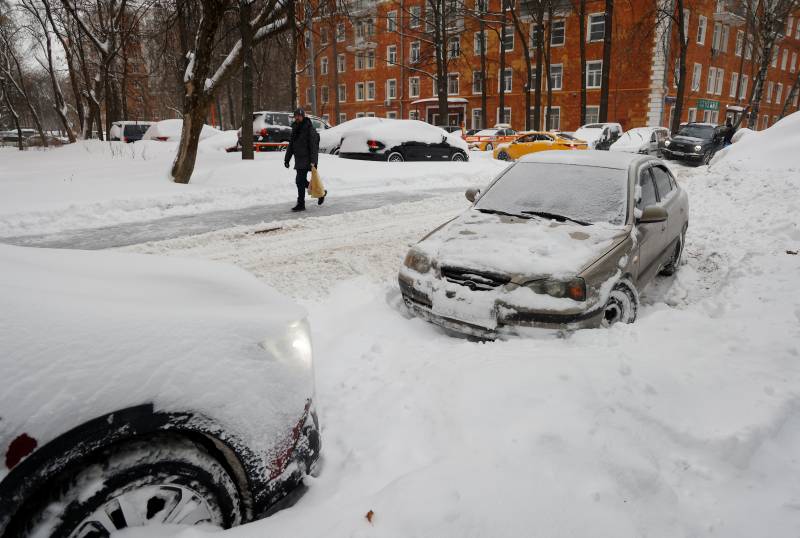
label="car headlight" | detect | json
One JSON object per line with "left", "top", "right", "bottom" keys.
{"left": 694, "top": 145, "right": 703, "bottom": 151}
{"left": 664, "top": 140, "right": 671, "bottom": 146}
{"left": 525, "top": 277, "right": 586, "bottom": 301}
{"left": 260, "top": 319, "right": 313, "bottom": 367}
{"left": 403, "top": 248, "right": 431, "bottom": 274}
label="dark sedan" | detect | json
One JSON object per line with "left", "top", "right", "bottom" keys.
{"left": 338, "top": 120, "right": 469, "bottom": 162}
{"left": 663, "top": 123, "right": 724, "bottom": 165}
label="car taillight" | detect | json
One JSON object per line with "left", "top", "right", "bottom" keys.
{"left": 367, "top": 140, "right": 384, "bottom": 150}
{"left": 156, "top": 136, "right": 168, "bottom": 141}
{"left": 122, "top": 137, "right": 128, "bottom": 143}
{"left": 260, "top": 128, "right": 267, "bottom": 136}
{"left": 268, "top": 400, "right": 312, "bottom": 481}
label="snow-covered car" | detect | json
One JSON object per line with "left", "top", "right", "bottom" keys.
{"left": 399, "top": 150, "right": 689, "bottom": 338}
{"left": 338, "top": 119, "right": 469, "bottom": 162}
{"left": 0, "top": 246, "right": 320, "bottom": 536}
{"left": 609, "top": 126, "right": 670, "bottom": 156}
{"left": 574, "top": 122, "right": 623, "bottom": 150}
{"left": 237, "top": 111, "right": 330, "bottom": 152}
{"left": 318, "top": 117, "right": 387, "bottom": 154}
{"left": 109, "top": 121, "right": 154, "bottom": 143}
{"left": 464, "top": 126, "right": 518, "bottom": 151}
{"left": 662, "top": 122, "right": 724, "bottom": 165}
{"left": 142, "top": 119, "right": 221, "bottom": 142}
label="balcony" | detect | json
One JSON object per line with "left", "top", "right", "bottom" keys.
{"left": 713, "top": 0, "right": 746, "bottom": 26}
{"left": 346, "top": 0, "right": 376, "bottom": 16}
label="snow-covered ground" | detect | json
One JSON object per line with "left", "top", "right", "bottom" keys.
{"left": 115, "top": 117, "right": 800, "bottom": 536}
{"left": 3, "top": 115, "right": 800, "bottom": 536}
{"left": 0, "top": 137, "right": 505, "bottom": 238}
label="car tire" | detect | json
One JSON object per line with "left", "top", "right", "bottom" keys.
{"left": 333, "top": 147, "right": 340, "bottom": 156}
{"left": 13, "top": 435, "right": 243, "bottom": 538}
{"left": 701, "top": 149, "right": 714, "bottom": 165}
{"left": 387, "top": 151, "right": 404, "bottom": 162}
{"left": 484, "top": 143, "right": 493, "bottom": 151}
{"left": 601, "top": 281, "right": 639, "bottom": 327}
{"left": 451, "top": 151, "right": 466, "bottom": 162}
{"left": 660, "top": 229, "right": 686, "bottom": 276}
{"left": 497, "top": 150, "right": 511, "bottom": 161}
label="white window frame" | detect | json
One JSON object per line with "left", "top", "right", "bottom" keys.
{"left": 739, "top": 74, "right": 748, "bottom": 99}
{"left": 712, "top": 22, "right": 721, "bottom": 51}
{"left": 691, "top": 62, "right": 702, "bottom": 91}
{"left": 549, "top": 63, "right": 563, "bottom": 91}
{"left": 409, "top": 6, "right": 421, "bottom": 28}
{"left": 447, "top": 73, "right": 459, "bottom": 95}
{"left": 409, "top": 110, "right": 419, "bottom": 120}
{"left": 720, "top": 24, "right": 729, "bottom": 52}
{"left": 387, "top": 111, "right": 397, "bottom": 119}
{"left": 729, "top": 72, "right": 738, "bottom": 98}
{"left": 766, "top": 81, "right": 773, "bottom": 103}
{"left": 366, "top": 50, "right": 375, "bottom": 69}
{"left": 448, "top": 36, "right": 460, "bottom": 59}
{"left": 386, "top": 78, "right": 397, "bottom": 100}
{"left": 338, "top": 112, "right": 346, "bottom": 124}
{"left": 337, "top": 53, "right": 346, "bottom": 73}
{"left": 366, "top": 81, "right": 376, "bottom": 101}
{"left": 715, "top": 68, "right": 724, "bottom": 95}
{"left": 697, "top": 15, "right": 707, "bottom": 45}
{"left": 585, "top": 106, "right": 599, "bottom": 124}
{"left": 501, "top": 25, "right": 514, "bottom": 51}
{"left": 387, "top": 45, "right": 397, "bottom": 65}
{"left": 336, "top": 23, "right": 345, "bottom": 42}
{"left": 545, "top": 106, "right": 560, "bottom": 130}
{"left": 586, "top": 60, "right": 602, "bottom": 89}
{"left": 320, "top": 56, "right": 328, "bottom": 75}
{"left": 706, "top": 67, "right": 716, "bottom": 94}
{"left": 387, "top": 10, "right": 397, "bottom": 32}
{"left": 550, "top": 20, "right": 565, "bottom": 47}
{"left": 781, "top": 49, "right": 788, "bottom": 71}
{"left": 496, "top": 106, "right": 511, "bottom": 124}
{"left": 791, "top": 52, "right": 797, "bottom": 73}
{"left": 472, "top": 70, "right": 483, "bottom": 94}
{"left": 409, "top": 77, "right": 420, "bottom": 98}
{"left": 776, "top": 83, "right": 783, "bottom": 104}
{"left": 471, "top": 108, "right": 482, "bottom": 129}
{"left": 687, "top": 108, "right": 697, "bottom": 122}
{"left": 337, "top": 84, "right": 346, "bottom": 102}
{"left": 321, "top": 85, "right": 329, "bottom": 104}
{"left": 473, "top": 31, "right": 487, "bottom": 54}
{"left": 355, "top": 82, "right": 365, "bottom": 101}
{"left": 498, "top": 68, "right": 512, "bottom": 92}
{"left": 410, "top": 41, "right": 421, "bottom": 63}
{"left": 355, "top": 52, "right": 365, "bottom": 71}
{"left": 735, "top": 30, "right": 743, "bottom": 56}
{"left": 588, "top": 13, "right": 605, "bottom": 42}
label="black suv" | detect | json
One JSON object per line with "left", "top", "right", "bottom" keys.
{"left": 663, "top": 122, "right": 724, "bottom": 165}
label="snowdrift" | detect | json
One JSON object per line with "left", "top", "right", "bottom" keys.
{"left": 711, "top": 111, "right": 800, "bottom": 171}
{"left": 143, "top": 119, "right": 221, "bottom": 142}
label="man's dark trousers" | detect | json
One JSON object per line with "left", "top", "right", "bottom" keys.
{"left": 295, "top": 169, "right": 309, "bottom": 207}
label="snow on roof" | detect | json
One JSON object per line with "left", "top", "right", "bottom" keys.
{"left": 518, "top": 149, "right": 647, "bottom": 169}
{"left": 339, "top": 119, "right": 468, "bottom": 153}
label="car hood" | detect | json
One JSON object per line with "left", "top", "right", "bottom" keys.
{"left": 670, "top": 135, "right": 710, "bottom": 145}
{"left": 417, "top": 210, "right": 628, "bottom": 278}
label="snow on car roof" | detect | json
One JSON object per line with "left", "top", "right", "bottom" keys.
{"left": 340, "top": 119, "right": 468, "bottom": 153}
{"left": 518, "top": 149, "right": 647, "bottom": 169}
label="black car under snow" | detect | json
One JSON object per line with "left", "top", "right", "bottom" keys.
{"left": 663, "top": 122, "right": 724, "bottom": 165}
{"left": 337, "top": 119, "right": 469, "bottom": 162}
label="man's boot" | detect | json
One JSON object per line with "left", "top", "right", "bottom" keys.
{"left": 291, "top": 202, "right": 306, "bottom": 212}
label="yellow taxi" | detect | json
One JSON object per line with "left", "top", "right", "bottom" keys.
{"left": 464, "top": 125, "right": 518, "bottom": 151}
{"left": 492, "top": 131, "right": 588, "bottom": 160}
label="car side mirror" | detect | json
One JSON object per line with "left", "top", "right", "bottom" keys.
{"left": 465, "top": 188, "right": 481, "bottom": 203}
{"left": 637, "top": 205, "right": 668, "bottom": 223}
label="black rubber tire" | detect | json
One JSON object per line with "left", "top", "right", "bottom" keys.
{"left": 12, "top": 436, "right": 243, "bottom": 538}
{"left": 497, "top": 150, "right": 510, "bottom": 161}
{"left": 660, "top": 230, "right": 686, "bottom": 276}
{"left": 387, "top": 151, "right": 404, "bottom": 162}
{"left": 451, "top": 151, "right": 466, "bottom": 161}
{"left": 602, "top": 282, "right": 639, "bottom": 327}
{"left": 702, "top": 149, "right": 714, "bottom": 165}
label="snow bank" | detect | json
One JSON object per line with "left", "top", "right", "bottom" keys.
{"left": 199, "top": 130, "right": 239, "bottom": 152}
{"left": 339, "top": 119, "right": 468, "bottom": 154}
{"left": 143, "top": 119, "right": 222, "bottom": 142}
{"left": 711, "top": 111, "right": 800, "bottom": 171}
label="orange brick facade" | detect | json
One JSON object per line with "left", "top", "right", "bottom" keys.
{"left": 298, "top": 0, "right": 800, "bottom": 132}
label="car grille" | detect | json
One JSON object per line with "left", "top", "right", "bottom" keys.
{"left": 670, "top": 142, "right": 694, "bottom": 152}
{"left": 440, "top": 267, "right": 510, "bottom": 290}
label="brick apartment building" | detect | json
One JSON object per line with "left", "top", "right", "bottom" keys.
{"left": 297, "top": 0, "right": 800, "bottom": 132}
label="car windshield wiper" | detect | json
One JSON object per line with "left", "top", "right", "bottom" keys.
{"left": 475, "top": 208, "right": 532, "bottom": 219}
{"left": 521, "top": 210, "right": 589, "bottom": 226}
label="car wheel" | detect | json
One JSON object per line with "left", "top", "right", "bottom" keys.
{"left": 451, "top": 151, "right": 466, "bottom": 162}
{"left": 601, "top": 282, "right": 639, "bottom": 327}
{"left": 660, "top": 230, "right": 686, "bottom": 276}
{"left": 702, "top": 149, "right": 714, "bottom": 165}
{"left": 484, "top": 143, "right": 493, "bottom": 151}
{"left": 14, "top": 436, "right": 243, "bottom": 538}
{"left": 497, "top": 150, "right": 511, "bottom": 161}
{"left": 387, "top": 151, "right": 404, "bottom": 162}
{"left": 333, "top": 147, "right": 340, "bottom": 156}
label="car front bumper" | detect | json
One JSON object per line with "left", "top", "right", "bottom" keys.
{"left": 338, "top": 151, "right": 386, "bottom": 161}
{"left": 663, "top": 147, "right": 704, "bottom": 160}
{"left": 398, "top": 274, "right": 605, "bottom": 339}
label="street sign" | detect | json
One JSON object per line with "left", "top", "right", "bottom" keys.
{"left": 697, "top": 99, "right": 720, "bottom": 111}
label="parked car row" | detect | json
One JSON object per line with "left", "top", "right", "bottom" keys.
{"left": 0, "top": 129, "right": 69, "bottom": 147}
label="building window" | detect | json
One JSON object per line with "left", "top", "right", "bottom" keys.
{"left": 338, "top": 112, "right": 346, "bottom": 124}
{"left": 409, "top": 77, "right": 420, "bottom": 97}
{"left": 448, "top": 36, "right": 460, "bottom": 58}
{"left": 745, "top": 34, "right": 753, "bottom": 59}
{"left": 501, "top": 25, "right": 514, "bottom": 51}
{"left": 320, "top": 56, "right": 328, "bottom": 75}
{"left": 776, "top": 83, "right": 783, "bottom": 104}
{"left": 387, "top": 111, "right": 397, "bottom": 119}
{"left": 337, "top": 84, "right": 346, "bottom": 102}
{"left": 739, "top": 74, "right": 748, "bottom": 99}
{"left": 475, "top": 0, "right": 488, "bottom": 13}
{"left": 321, "top": 85, "right": 329, "bottom": 103}
{"left": 766, "top": 81, "right": 773, "bottom": 103}
{"left": 711, "top": 22, "right": 721, "bottom": 51}
{"left": 471, "top": 108, "right": 482, "bottom": 129}
{"left": 585, "top": 106, "right": 599, "bottom": 124}
{"left": 387, "top": 10, "right": 397, "bottom": 32}
{"left": 367, "top": 81, "right": 375, "bottom": 100}
{"left": 781, "top": 49, "right": 788, "bottom": 71}
{"left": 356, "top": 112, "right": 365, "bottom": 119}
{"left": 410, "top": 6, "right": 421, "bottom": 28}
{"left": 691, "top": 62, "right": 702, "bottom": 91}
{"left": 588, "top": 14, "right": 605, "bottom": 42}
{"left": 386, "top": 79, "right": 397, "bottom": 100}
{"left": 432, "top": 77, "right": 438, "bottom": 96}
{"left": 496, "top": 107, "right": 511, "bottom": 124}
{"left": 366, "top": 112, "right": 375, "bottom": 118}
{"left": 472, "top": 71, "right": 483, "bottom": 93}
{"left": 771, "top": 48, "right": 779, "bottom": 68}
{"left": 410, "top": 41, "right": 420, "bottom": 63}
{"left": 366, "top": 50, "right": 375, "bottom": 69}
{"left": 791, "top": 52, "right": 797, "bottom": 73}
{"left": 545, "top": 107, "right": 560, "bottom": 130}
{"left": 683, "top": 9, "right": 690, "bottom": 41}
{"left": 355, "top": 53, "right": 365, "bottom": 70}
{"left": 320, "top": 27, "right": 329, "bottom": 45}
{"left": 306, "top": 87, "right": 312, "bottom": 105}
{"left": 409, "top": 110, "right": 420, "bottom": 120}
{"left": 551, "top": 20, "right": 565, "bottom": 46}
{"left": 474, "top": 31, "right": 486, "bottom": 54}
{"left": 448, "top": 73, "right": 459, "bottom": 95}
{"left": 586, "top": 60, "right": 602, "bottom": 88}
{"left": 356, "top": 82, "right": 365, "bottom": 101}
{"left": 788, "top": 16, "right": 794, "bottom": 36}
{"left": 721, "top": 24, "right": 729, "bottom": 52}
{"left": 387, "top": 45, "right": 397, "bottom": 65}
{"left": 687, "top": 108, "right": 696, "bottom": 122}
{"left": 735, "top": 30, "right": 743, "bottom": 56}
{"left": 706, "top": 67, "right": 716, "bottom": 94}
{"left": 729, "top": 72, "right": 738, "bottom": 97}
{"left": 697, "top": 15, "right": 707, "bottom": 44}
{"left": 549, "top": 64, "right": 563, "bottom": 90}
{"left": 337, "top": 54, "right": 346, "bottom": 73}
{"left": 761, "top": 115, "right": 769, "bottom": 130}
{"left": 336, "top": 23, "right": 345, "bottom": 42}
{"left": 530, "top": 23, "right": 543, "bottom": 50}
{"left": 498, "top": 68, "right": 512, "bottom": 92}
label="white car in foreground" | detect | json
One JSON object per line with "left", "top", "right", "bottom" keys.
{"left": 0, "top": 246, "right": 320, "bottom": 536}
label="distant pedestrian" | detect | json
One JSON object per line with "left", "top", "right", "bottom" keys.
{"left": 722, "top": 118, "right": 735, "bottom": 147}
{"left": 284, "top": 108, "right": 323, "bottom": 211}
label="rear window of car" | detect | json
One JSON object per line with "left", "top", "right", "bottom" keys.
{"left": 123, "top": 125, "right": 149, "bottom": 136}
{"left": 677, "top": 125, "right": 715, "bottom": 139}
{"left": 264, "top": 113, "right": 292, "bottom": 126}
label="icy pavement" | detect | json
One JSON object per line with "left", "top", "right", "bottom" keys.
{"left": 0, "top": 188, "right": 461, "bottom": 250}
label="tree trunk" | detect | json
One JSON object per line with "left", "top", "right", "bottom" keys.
{"left": 599, "top": 0, "right": 613, "bottom": 121}
{"left": 671, "top": 0, "right": 687, "bottom": 135}
{"left": 1, "top": 80, "right": 24, "bottom": 151}
{"left": 511, "top": 9, "right": 532, "bottom": 130}
{"left": 288, "top": 0, "right": 298, "bottom": 109}
{"left": 578, "top": 0, "right": 587, "bottom": 125}
{"left": 241, "top": 0, "right": 254, "bottom": 160}
{"left": 480, "top": 19, "right": 487, "bottom": 129}
{"left": 498, "top": 12, "right": 507, "bottom": 124}
{"left": 545, "top": 7, "right": 553, "bottom": 129}
{"left": 171, "top": 104, "right": 210, "bottom": 184}
{"left": 533, "top": 12, "right": 544, "bottom": 130}
{"left": 331, "top": 18, "right": 341, "bottom": 122}
{"left": 748, "top": 16, "right": 776, "bottom": 126}
{"left": 436, "top": 4, "right": 449, "bottom": 127}
{"left": 780, "top": 70, "right": 800, "bottom": 119}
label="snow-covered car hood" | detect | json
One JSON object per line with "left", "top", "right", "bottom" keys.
{"left": 670, "top": 134, "right": 710, "bottom": 145}
{"left": 416, "top": 209, "right": 627, "bottom": 278}
{"left": 319, "top": 117, "right": 387, "bottom": 152}
{"left": 573, "top": 128, "right": 603, "bottom": 146}
{"left": 143, "top": 119, "right": 221, "bottom": 141}
{"left": 609, "top": 130, "right": 650, "bottom": 153}
{"left": 0, "top": 245, "right": 313, "bottom": 480}
{"left": 339, "top": 120, "right": 468, "bottom": 154}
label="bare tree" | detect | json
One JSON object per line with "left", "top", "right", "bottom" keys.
{"left": 241, "top": 0, "right": 254, "bottom": 159}
{"left": 598, "top": 0, "right": 612, "bottom": 121}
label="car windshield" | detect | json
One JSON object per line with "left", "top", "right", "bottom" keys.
{"left": 264, "top": 113, "right": 292, "bottom": 126}
{"left": 617, "top": 129, "right": 649, "bottom": 144}
{"left": 557, "top": 133, "right": 578, "bottom": 141}
{"left": 677, "top": 125, "right": 715, "bottom": 139}
{"left": 475, "top": 129, "right": 499, "bottom": 136}
{"left": 582, "top": 124, "right": 605, "bottom": 129}
{"left": 474, "top": 162, "right": 629, "bottom": 225}
{"left": 123, "top": 125, "right": 149, "bottom": 136}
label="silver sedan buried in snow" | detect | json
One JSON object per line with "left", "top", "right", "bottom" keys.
{"left": 398, "top": 150, "right": 689, "bottom": 338}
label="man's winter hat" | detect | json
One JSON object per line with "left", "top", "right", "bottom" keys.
{"left": 294, "top": 108, "right": 305, "bottom": 116}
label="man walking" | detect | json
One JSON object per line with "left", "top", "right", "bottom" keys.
{"left": 284, "top": 108, "right": 322, "bottom": 211}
